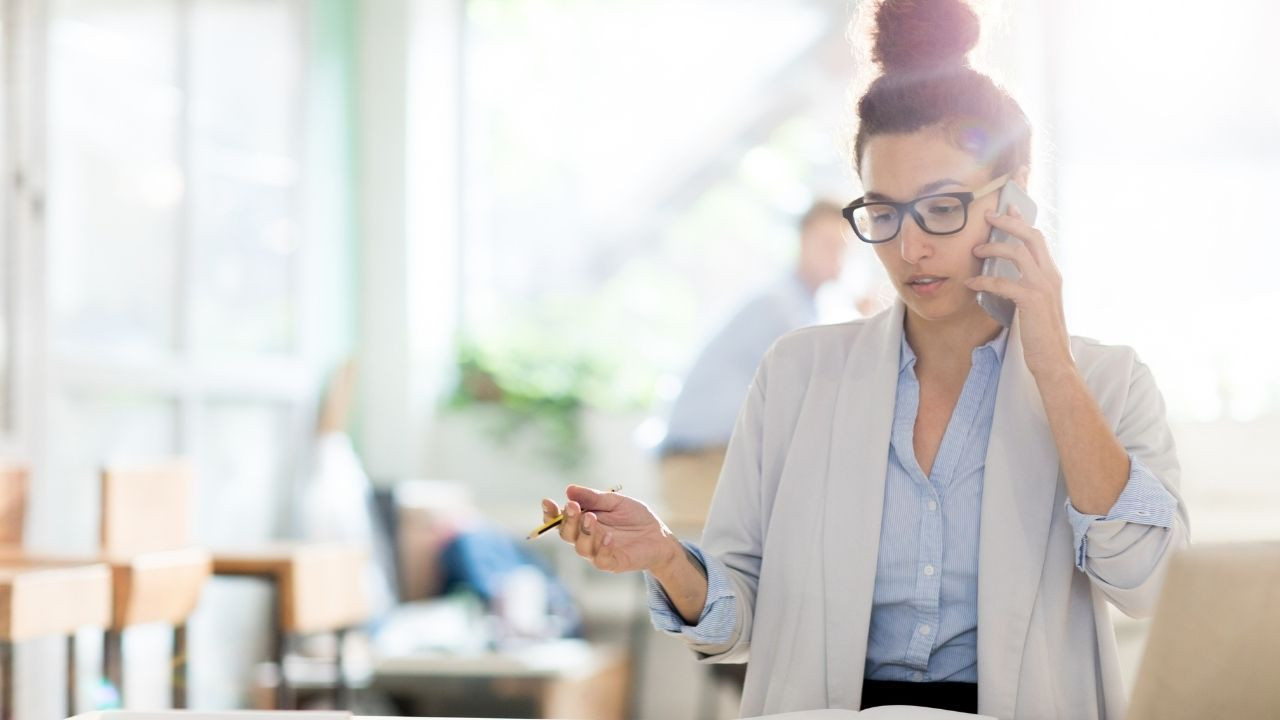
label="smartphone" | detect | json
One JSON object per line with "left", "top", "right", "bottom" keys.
{"left": 976, "top": 181, "right": 1038, "bottom": 327}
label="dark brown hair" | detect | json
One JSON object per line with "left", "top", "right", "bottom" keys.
{"left": 853, "top": 0, "right": 1032, "bottom": 179}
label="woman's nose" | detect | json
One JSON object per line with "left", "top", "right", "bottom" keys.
{"left": 899, "top": 215, "right": 933, "bottom": 263}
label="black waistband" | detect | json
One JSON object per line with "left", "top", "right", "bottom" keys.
{"left": 861, "top": 679, "right": 979, "bottom": 714}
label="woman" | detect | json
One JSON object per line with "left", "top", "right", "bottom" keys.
{"left": 542, "top": 1, "right": 1188, "bottom": 717}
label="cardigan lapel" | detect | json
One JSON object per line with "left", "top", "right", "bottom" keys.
{"left": 823, "top": 301, "right": 904, "bottom": 709}
{"left": 976, "top": 316, "right": 1062, "bottom": 718}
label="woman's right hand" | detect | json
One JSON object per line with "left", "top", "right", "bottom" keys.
{"left": 542, "top": 485, "right": 681, "bottom": 575}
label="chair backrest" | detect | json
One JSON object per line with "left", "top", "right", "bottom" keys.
{"left": 1127, "top": 542, "right": 1280, "bottom": 719}
{"left": 0, "top": 462, "right": 27, "bottom": 546}
{"left": 100, "top": 459, "right": 192, "bottom": 556}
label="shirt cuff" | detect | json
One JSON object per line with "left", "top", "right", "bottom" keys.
{"left": 1065, "top": 453, "right": 1179, "bottom": 570}
{"left": 644, "top": 540, "right": 738, "bottom": 646}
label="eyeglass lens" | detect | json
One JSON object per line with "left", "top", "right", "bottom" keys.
{"left": 851, "top": 196, "right": 967, "bottom": 242}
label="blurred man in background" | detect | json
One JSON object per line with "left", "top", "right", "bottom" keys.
{"left": 658, "top": 200, "right": 855, "bottom": 534}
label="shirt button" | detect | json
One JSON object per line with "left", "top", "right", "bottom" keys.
{"left": 913, "top": 671, "right": 925, "bottom": 682}
{"left": 927, "top": 500, "right": 938, "bottom": 512}
{"left": 918, "top": 624, "right": 931, "bottom": 637}
{"left": 923, "top": 565, "right": 936, "bottom": 576}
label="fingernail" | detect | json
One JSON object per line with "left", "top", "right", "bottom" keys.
{"left": 603, "top": 532, "right": 613, "bottom": 547}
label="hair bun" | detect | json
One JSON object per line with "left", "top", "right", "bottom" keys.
{"left": 871, "top": 0, "right": 980, "bottom": 74}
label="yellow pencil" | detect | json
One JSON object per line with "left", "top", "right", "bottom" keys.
{"left": 526, "top": 484, "right": 622, "bottom": 539}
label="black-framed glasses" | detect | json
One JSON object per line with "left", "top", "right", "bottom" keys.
{"left": 842, "top": 174, "right": 1009, "bottom": 244}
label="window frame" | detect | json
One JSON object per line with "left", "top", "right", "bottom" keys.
{"left": 7, "top": 0, "right": 345, "bottom": 550}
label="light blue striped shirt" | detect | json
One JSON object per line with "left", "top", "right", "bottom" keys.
{"left": 646, "top": 327, "right": 1178, "bottom": 680}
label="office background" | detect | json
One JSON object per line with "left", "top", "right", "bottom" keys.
{"left": 0, "top": 0, "right": 1277, "bottom": 718}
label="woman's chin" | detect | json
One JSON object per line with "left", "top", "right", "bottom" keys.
{"left": 901, "top": 292, "right": 984, "bottom": 324}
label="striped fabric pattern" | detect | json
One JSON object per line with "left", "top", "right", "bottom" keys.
{"left": 1065, "top": 458, "right": 1179, "bottom": 570}
{"left": 862, "top": 328, "right": 1006, "bottom": 683}
{"left": 644, "top": 540, "right": 738, "bottom": 642}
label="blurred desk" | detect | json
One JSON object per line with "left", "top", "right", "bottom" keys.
{"left": 1, "top": 545, "right": 212, "bottom": 707}
{"left": 102, "top": 548, "right": 212, "bottom": 628}
{"left": 373, "top": 639, "right": 628, "bottom": 720}
{"left": 211, "top": 543, "right": 369, "bottom": 709}
{"left": 0, "top": 559, "right": 111, "bottom": 720}
{"left": 0, "top": 558, "right": 111, "bottom": 639}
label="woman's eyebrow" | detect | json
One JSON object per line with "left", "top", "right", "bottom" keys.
{"left": 864, "top": 178, "right": 965, "bottom": 202}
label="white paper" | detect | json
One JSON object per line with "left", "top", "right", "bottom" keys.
{"left": 69, "top": 712, "right": 351, "bottom": 720}
{"left": 752, "top": 706, "right": 996, "bottom": 720}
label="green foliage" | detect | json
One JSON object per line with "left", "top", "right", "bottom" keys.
{"left": 450, "top": 338, "right": 589, "bottom": 471}
{"left": 448, "top": 290, "right": 664, "bottom": 471}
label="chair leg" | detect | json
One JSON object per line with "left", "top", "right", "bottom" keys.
{"left": 66, "top": 634, "right": 77, "bottom": 717}
{"left": 1, "top": 641, "right": 14, "bottom": 720}
{"left": 334, "top": 627, "right": 349, "bottom": 709}
{"left": 171, "top": 623, "right": 187, "bottom": 709}
{"left": 103, "top": 629, "right": 124, "bottom": 707}
{"left": 271, "top": 625, "right": 294, "bottom": 710}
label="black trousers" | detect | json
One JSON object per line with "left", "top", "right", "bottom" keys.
{"left": 860, "top": 679, "right": 979, "bottom": 714}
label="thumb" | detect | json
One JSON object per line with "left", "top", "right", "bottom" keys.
{"left": 566, "top": 484, "right": 622, "bottom": 512}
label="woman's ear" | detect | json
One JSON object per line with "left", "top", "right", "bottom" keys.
{"left": 1013, "top": 165, "right": 1031, "bottom": 190}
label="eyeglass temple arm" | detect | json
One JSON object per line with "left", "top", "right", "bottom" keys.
{"left": 972, "top": 173, "right": 1011, "bottom": 200}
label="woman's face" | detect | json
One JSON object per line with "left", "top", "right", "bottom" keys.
{"left": 858, "top": 126, "right": 1009, "bottom": 325}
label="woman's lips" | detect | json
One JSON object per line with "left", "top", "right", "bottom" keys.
{"left": 907, "top": 277, "right": 948, "bottom": 296}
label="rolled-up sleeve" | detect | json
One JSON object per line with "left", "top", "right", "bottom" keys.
{"left": 644, "top": 540, "right": 738, "bottom": 646}
{"left": 1065, "top": 453, "right": 1179, "bottom": 571}
{"left": 1064, "top": 356, "right": 1189, "bottom": 617}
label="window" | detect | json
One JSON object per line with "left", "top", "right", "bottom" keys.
{"left": 460, "top": 0, "right": 866, "bottom": 411}
{"left": 15, "top": 0, "right": 354, "bottom": 707}
{"left": 48, "top": 0, "right": 182, "bottom": 358}
{"left": 43, "top": 0, "right": 311, "bottom": 553}
{"left": 0, "top": 5, "right": 11, "bottom": 440}
{"left": 188, "top": 0, "right": 303, "bottom": 357}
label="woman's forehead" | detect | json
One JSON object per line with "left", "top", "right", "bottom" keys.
{"left": 859, "top": 129, "right": 987, "bottom": 199}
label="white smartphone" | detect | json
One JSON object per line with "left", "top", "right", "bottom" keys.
{"left": 976, "top": 181, "right": 1038, "bottom": 327}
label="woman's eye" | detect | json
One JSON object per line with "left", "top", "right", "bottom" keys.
{"left": 871, "top": 213, "right": 895, "bottom": 224}
{"left": 928, "top": 204, "right": 961, "bottom": 216}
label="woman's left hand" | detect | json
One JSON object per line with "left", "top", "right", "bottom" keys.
{"left": 964, "top": 206, "right": 1074, "bottom": 380}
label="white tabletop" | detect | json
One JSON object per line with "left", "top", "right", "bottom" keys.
{"left": 70, "top": 703, "right": 993, "bottom": 720}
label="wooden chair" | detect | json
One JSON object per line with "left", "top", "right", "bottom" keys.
{"left": 211, "top": 542, "right": 370, "bottom": 708}
{"left": 97, "top": 461, "right": 212, "bottom": 708}
{"left": 209, "top": 362, "right": 372, "bottom": 709}
{"left": 0, "top": 465, "right": 24, "bottom": 548}
{"left": 0, "top": 463, "right": 113, "bottom": 720}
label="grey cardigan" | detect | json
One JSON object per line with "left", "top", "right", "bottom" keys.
{"left": 685, "top": 301, "right": 1189, "bottom": 719}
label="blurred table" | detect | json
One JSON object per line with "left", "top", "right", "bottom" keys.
{"left": 0, "top": 559, "right": 111, "bottom": 720}
{"left": 1, "top": 545, "right": 211, "bottom": 708}
{"left": 211, "top": 543, "right": 369, "bottom": 709}
{"left": 373, "top": 639, "right": 628, "bottom": 720}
